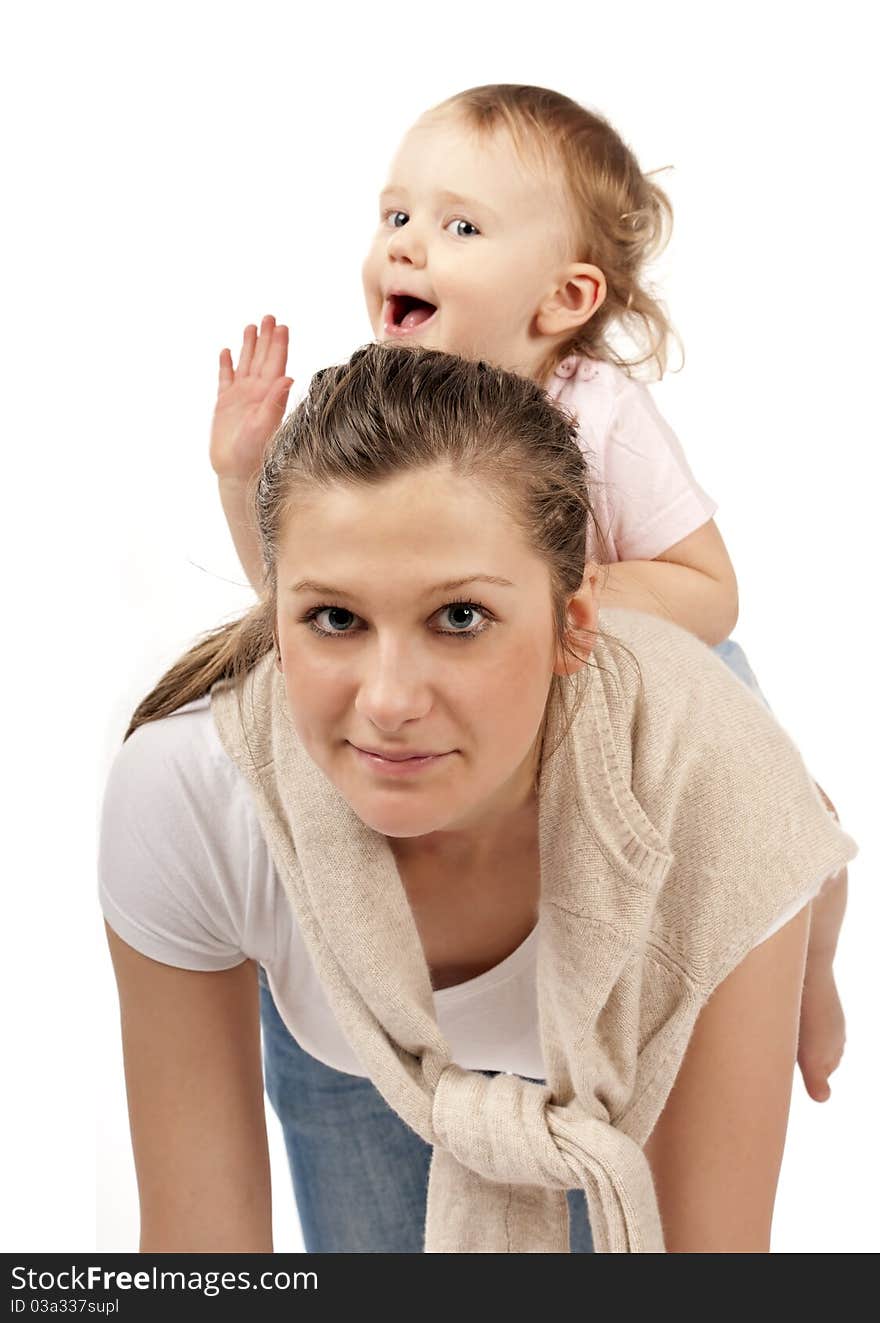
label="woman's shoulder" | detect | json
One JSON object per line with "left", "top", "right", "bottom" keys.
{"left": 108, "top": 694, "right": 237, "bottom": 798}
{"left": 585, "top": 610, "right": 857, "bottom": 992}
{"left": 99, "top": 696, "right": 266, "bottom": 970}
{"left": 101, "top": 694, "right": 261, "bottom": 881}
{"left": 586, "top": 606, "right": 842, "bottom": 849}
{"left": 591, "top": 608, "right": 733, "bottom": 731}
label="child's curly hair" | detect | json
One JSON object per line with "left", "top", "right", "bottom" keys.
{"left": 430, "top": 84, "right": 681, "bottom": 383}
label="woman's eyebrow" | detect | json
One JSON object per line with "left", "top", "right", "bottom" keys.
{"left": 433, "top": 574, "right": 514, "bottom": 592}
{"left": 289, "top": 575, "right": 514, "bottom": 596}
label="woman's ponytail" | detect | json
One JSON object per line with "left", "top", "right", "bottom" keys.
{"left": 124, "top": 602, "right": 275, "bottom": 740}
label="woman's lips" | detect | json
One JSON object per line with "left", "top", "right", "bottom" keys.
{"left": 348, "top": 742, "right": 453, "bottom": 777}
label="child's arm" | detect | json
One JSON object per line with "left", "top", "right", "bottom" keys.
{"left": 210, "top": 316, "right": 293, "bottom": 590}
{"left": 597, "top": 519, "right": 739, "bottom": 645}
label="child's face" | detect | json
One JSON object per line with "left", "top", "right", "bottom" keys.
{"left": 361, "top": 113, "right": 575, "bottom": 382}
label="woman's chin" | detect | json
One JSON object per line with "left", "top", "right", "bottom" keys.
{"left": 341, "top": 787, "right": 457, "bottom": 839}
{"left": 355, "top": 804, "right": 448, "bottom": 839}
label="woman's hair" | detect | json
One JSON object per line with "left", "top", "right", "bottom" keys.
{"left": 430, "top": 84, "right": 680, "bottom": 383}
{"left": 126, "top": 341, "right": 610, "bottom": 742}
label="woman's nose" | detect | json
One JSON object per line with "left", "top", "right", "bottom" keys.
{"left": 387, "top": 220, "right": 426, "bottom": 268}
{"left": 354, "top": 640, "right": 432, "bottom": 732}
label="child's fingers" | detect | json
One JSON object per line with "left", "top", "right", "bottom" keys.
{"left": 237, "top": 323, "right": 258, "bottom": 375}
{"left": 263, "top": 324, "right": 289, "bottom": 379}
{"left": 251, "top": 314, "right": 277, "bottom": 375}
{"left": 270, "top": 376, "right": 294, "bottom": 411}
{"left": 218, "top": 348, "right": 234, "bottom": 389}
{"left": 257, "top": 377, "right": 294, "bottom": 428}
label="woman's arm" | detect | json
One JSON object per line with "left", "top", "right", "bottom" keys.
{"left": 105, "top": 923, "right": 273, "bottom": 1252}
{"left": 642, "top": 903, "right": 810, "bottom": 1252}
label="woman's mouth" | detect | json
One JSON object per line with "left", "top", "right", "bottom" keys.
{"left": 382, "top": 294, "right": 438, "bottom": 338}
{"left": 348, "top": 741, "right": 452, "bottom": 777}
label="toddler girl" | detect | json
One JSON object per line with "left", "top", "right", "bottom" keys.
{"left": 208, "top": 84, "right": 848, "bottom": 1104}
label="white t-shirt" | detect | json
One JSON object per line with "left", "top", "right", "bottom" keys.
{"left": 98, "top": 696, "right": 814, "bottom": 1080}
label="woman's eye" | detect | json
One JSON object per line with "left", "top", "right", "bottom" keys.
{"left": 434, "top": 603, "right": 489, "bottom": 635}
{"left": 445, "top": 218, "right": 480, "bottom": 238}
{"left": 310, "top": 607, "right": 360, "bottom": 635}
{"left": 305, "top": 602, "right": 491, "bottom": 639}
{"left": 386, "top": 210, "right": 409, "bottom": 228}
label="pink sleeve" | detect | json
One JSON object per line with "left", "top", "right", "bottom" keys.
{"left": 601, "top": 375, "right": 718, "bottom": 561}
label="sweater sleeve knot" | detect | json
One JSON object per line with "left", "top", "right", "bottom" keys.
{"left": 426, "top": 1063, "right": 663, "bottom": 1251}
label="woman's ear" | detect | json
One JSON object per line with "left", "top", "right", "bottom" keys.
{"left": 536, "top": 264, "right": 607, "bottom": 338}
{"left": 552, "top": 563, "right": 601, "bottom": 677}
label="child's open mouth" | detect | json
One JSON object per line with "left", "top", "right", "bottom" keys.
{"left": 383, "top": 293, "right": 438, "bottom": 337}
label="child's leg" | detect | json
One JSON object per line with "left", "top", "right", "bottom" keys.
{"left": 710, "top": 638, "right": 772, "bottom": 710}
{"left": 798, "top": 784, "right": 848, "bottom": 1103}
{"left": 708, "top": 644, "right": 849, "bottom": 1104}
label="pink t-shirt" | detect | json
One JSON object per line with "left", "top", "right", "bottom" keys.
{"left": 545, "top": 355, "right": 717, "bottom": 563}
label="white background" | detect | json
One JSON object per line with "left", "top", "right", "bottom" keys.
{"left": 2, "top": 0, "right": 877, "bottom": 1254}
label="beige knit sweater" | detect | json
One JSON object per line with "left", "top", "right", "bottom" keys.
{"left": 212, "top": 608, "right": 857, "bottom": 1253}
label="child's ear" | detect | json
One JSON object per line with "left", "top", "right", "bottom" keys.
{"left": 552, "top": 563, "right": 601, "bottom": 677}
{"left": 536, "top": 264, "right": 607, "bottom": 337}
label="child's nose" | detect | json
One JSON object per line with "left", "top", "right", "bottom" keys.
{"left": 387, "top": 221, "right": 427, "bottom": 268}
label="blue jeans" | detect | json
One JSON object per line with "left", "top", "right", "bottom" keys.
{"left": 711, "top": 637, "right": 771, "bottom": 711}
{"left": 258, "top": 966, "right": 594, "bottom": 1253}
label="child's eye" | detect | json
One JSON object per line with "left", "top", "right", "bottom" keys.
{"left": 444, "top": 218, "right": 480, "bottom": 238}
{"left": 384, "top": 210, "right": 409, "bottom": 228}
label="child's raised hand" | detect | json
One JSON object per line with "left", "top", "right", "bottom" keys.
{"left": 210, "top": 315, "right": 294, "bottom": 482}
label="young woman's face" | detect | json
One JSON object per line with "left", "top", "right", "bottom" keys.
{"left": 274, "top": 466, "right": 566, "bottom": 839}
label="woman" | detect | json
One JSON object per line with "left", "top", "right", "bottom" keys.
{"left": 100, "top": 343, "right": 856, "bottom": 1253}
